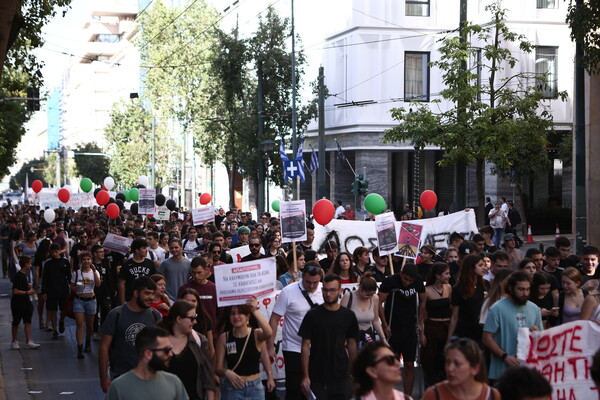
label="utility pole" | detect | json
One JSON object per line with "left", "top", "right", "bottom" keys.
{"left": 151, "top": 114, "right": 156, "bottom": 189}
{"left": 291, "top": 0, "right": 299, "bottom": 200}
{"left": 574, "top": 0, "right": 587, "bottom": 252}
{"left": 257, "top": 64, "right": 265, "bottom": 213}
{"left": 318, "top": 66, "right": 326, "bottom": 199}
{"left": 454, "top": 0, "right": 468, "bottom": 211}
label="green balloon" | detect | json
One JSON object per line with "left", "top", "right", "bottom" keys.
{"left": 364, "top": 193, "right": 386, "bottom": 215}
{"left": 80, "top": 178, "right": 93, "bottom": 193}
{"left": 130, "top": 188, "right": 139, "bottom": 202}
{"left": 271, "top": 199, "right": 280, "bottom": 212}
{"left": 123, "top": 190, "right": 130, "bottom": 202}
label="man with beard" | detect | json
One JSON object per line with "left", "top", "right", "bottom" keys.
{"left": 483, "top": 271, "right": 543, "bottom": 382}
{"left": 299, "top": 275, "right": 358, "bottom": 400}
{"left": 240, "top": 234, "right": 266, "bottom": 262}
{"left": 99, "top": 277, "right": 162, "bottom": 393}
{"left": 105, "top": 326, "right": 188, "bottom": 400}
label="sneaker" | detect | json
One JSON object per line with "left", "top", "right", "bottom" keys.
{"left": 11, "top": 341, "right": 20, "bottom": 350}
{"left": 84, "top": 344, "right": 91, "bottom": 353}
{"left": 59, "top": 320, "right": 65, "bottom": 333}
{"left": 77, "top": 352, "right": 85, "bottom": 359}
{"left": 52, "top": 331, "right": 59, "bottom": 339}
{"left": 44, "top": 326, "right": 53, "bottom": 332}
{"left": 24, "top": 341, "right": 40, "bottom": 349}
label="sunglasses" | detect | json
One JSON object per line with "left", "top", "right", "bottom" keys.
{"left": 372, "top": 354, "right": 399, "bottom": 366}
{"left": 150, "top": 345, "right": 173, "bottom": 354}
{"left": 249, "top": 243, "right": 261, "bottom": 248}
{"left": 212, "top": 250, "right": 221, "bottom": 254}
{"left": 181, "top": 314, "right": 197, "bottom": 321}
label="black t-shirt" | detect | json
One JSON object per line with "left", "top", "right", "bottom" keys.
{"left": 379, "top": 274, "right": 425, "bottom": 327}
{"left": 448, "top": 261, "right": 460, "bottom": 286}
{"left": 451, "top": 282, "right": 487, "bottom": 341}
{"left": 543, "top": 267, "right": 564, "bottom": 289}
{"left": 368, "top": 265, "right": 390, "bottom": 282}
{"left": 319, "top": 257, "right": 334, "bottom": 273}
{"left": 298, "top": 305, "right": 359, "bottom": 383}
{"left": 70, "top": 243, "right": 88, "bottom": 269}
{"left": 118, "top": 258, "right": 156, "bottom": 301}
{"left": 240, "top": 253, "right": 267, "bottom": 263}
{"left": 12, "top": 271, "right": 31, "bottom": 305}
{"left": 417, "top": 262, "right": 433, "bottom": 282}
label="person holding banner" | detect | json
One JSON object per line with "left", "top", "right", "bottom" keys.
{"left": 215, "top": 296, "right": 273, "bottom": 400}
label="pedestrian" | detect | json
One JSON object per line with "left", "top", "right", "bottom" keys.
{"left": 160, "top": 300, "right": 216, "bottom": 400}
{"left": 503, "top": 233, "right": 523, "bottom": 269}
{"left": 421, "top": 338, "right": 500, "bottom": 400}
{"left": 33, "top": 237, "right": 51, "bottom": 330}
{"left": 318, "top": 240, "right": 338, "bottom": 273}
{"left": 105, "top": 326, "right": 189, "bottom": 400}
{"left": 495, "top": 366, "right": 552, "bottom": 400}
{"left": 328, "top": 251, "right": 358, "bottom": 284}
{"left": 268, "top": 265, "right": 323, "bottom": 400}
{"left": 41, "top": 243, "right": 71, "bottom": 338}
{"left": 11, "top": 256, "right": 40, "bottom": 350}
{"left": 177, "top": 257, "right": 218, "bottom": 326}
{"left": 352, "top": 246, "right": 372, "bottom": 278}
{"left": 150, "top": 274, "right": 171, "bottom": 317}
{"left": 99, "top": 276, "right": 162, "bottom": 393}
{"left": 71, "top": 251, "right": 100, "bottom": 359}
{"left": 178, "top": 288, "right": 215, "bottom": 357}
{"left": 215, "top": 297, "right": 273, "bottom": 400}
{"left": 378, "top": 263, "right": 425, "bottom": 397}
{"left": 158, "top": 239, "right": 191, "bottom": 302}
{"left": 299, "top": 274, "right": 359, "bottom": 400}
{"left": 483, "top": 271, "right": 543, "bottom": 382}
{"left": 558, "top": 267, "right": 584, "bottom": 324}
{"left": 530, "top": 271, "right": 558, "bottom": 329}
{"left": 352, "top": 341, "right": 413, "bottom": 400}
{"left": 488, "top": 202, "right": 509, "bottom": 248}
{"left": 118, "top": 238, "right": 157, "bottom": 304}
{"left": 91, "top": 244, "right": 116, "bottom": 339}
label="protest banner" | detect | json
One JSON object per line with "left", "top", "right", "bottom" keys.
{"left": 313, "top": 210, "right": 478, "bottom": 255}
{"left": 138, "top": 189, "right": 156, "bottom": 215}
{"left": 280, "top": 200, "right": 307, "bottom": 243}
{"left": 155, "top": 205, "right": 169, "bottom": 221}
{"left": 214, "top": 257, "right": 276, "bottom": 307}
{"left": 397, "top": 222, "right": 423, "bottom": 259}
{"left": 102, "top": 233, "right": 133, "bottom": 255}
{"left": 517, "top": 320, "right": 600, "bottom": 400}
{"left": 228, "top": 245, "right": 265, "bottom": 263}
{"left": 39, "top": 192, "right": 96, "bottom": 210}
{"left": 375, "top": 212, "right": 398, "bottom": 256}
{"left": 192, "top": 207, "right": 215, "bottom": 226}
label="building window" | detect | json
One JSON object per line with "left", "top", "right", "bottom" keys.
{"left": 404, "top": 52, "right": 430, "bottom": 102}
{"left": 536, "top": 46, "right": 558, "bottom": 98}
{"left": 96, "top": 34, "right": 120, "bottom": 43}
{"left": 406, "top": 0, "right": 430, "bottom": 17}
{"left": 537, "top": 0, "right": 558, "bottom": 9}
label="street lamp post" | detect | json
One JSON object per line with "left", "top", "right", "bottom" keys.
{"left": 258, "top": 139, "right": 276, "bottom": 214}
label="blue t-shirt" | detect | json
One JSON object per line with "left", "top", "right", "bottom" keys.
{"left": 483, "top": 297, "right": 543, "bottom": 379}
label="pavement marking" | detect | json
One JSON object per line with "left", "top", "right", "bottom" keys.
{"left": 20, "top": 368, "right": 33, "bottom": 371}
{"left": 59, "top": 392, "right": 74, "bottom": 395}
{"left": 28, "top": 391, "right": 42, "bottom": 394}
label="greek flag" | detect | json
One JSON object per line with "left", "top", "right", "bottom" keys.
{"left": 280, "top": 138, "right": 306, "bottom": 183}
{"left": 309, "top": 148, "right": 318, "bottom": 173}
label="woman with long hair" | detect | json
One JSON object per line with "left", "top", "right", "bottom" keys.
{"left": 352, "top": 246, "right": 372, "bottom": 278}
{"left": 419, "top": 262, "right": 453, "bottom": 387}
{"left": 329, "top": 251, "right": 358, "bottom": 284}
{"left": 421, "top": 338, "right": 500, "bottom": 400}
{"left": 215, "top": 297, "right": 273, "bottom": 399}
{"left": 265, "top": 235, "right": 283, "bottom": 257}
{"left": 517, "top": 258, "right": 536, "bottom": 280}
{"left": 279, "top": 251, "right": 306, "bottom": 289}
{"left": 448, "top": 254, "right": 488, "bottom": 343}
{"left": 530, "top": 271, "right": 558, "bottom": 329}
{"left": 70, "top": 251, "right": 100, "bottom": 359}
{"left": 33, "top": 237, "right": 52, "bottom": 330}
{"left": 150, "top": 274, "right": 171, "bottom": 317}
{"left": 160, "top": 300, "right": 216, "bottom": 400}
{"left": 352, "top": 341, "right": 412, "bottom": 400}
{"left": 178, "top": 288, "right": 215, "bottom": 357}
{"left": 559, "top": 267, "right": 585, "bottom": 324}
{"left": 479, "top": 269, "right": 512, "bottom": 326}
{"left": 159, "top": 232, "right": 170, "bottom": 259}
{"left": 341, "top": 272, "right": 387, "bottom": 348}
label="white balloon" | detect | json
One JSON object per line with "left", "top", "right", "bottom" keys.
{"left": 44, "top": 209, "right": 55, "bottom": 224}
{"left": 138, "top": 175, "right": 149, "bottom": 187}
{"left": 104, "top": 176, "right": 115, "bottom": 190}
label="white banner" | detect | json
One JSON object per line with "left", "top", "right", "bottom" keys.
{"left": 517, "top": 320, "right": 600, "bottom": 399}
{"left": 156, "top": 205, "right": 169, "bottom": 221}
{"left": 214, "top": 258, "right": 276, "bottom": 307}
{"left": 39, "top": 192, "right": 95, "bottom": 210}
{"left": 102, "top": 233, "right": 133, "bottom": 255}
{"left": 313, "top": 210, "right": 478, "bottom": 255}
{"left": 192, "top": 207, "right": 215, "bottom": 226}
{"left": 138, "top": 189, "right": 156, "bottom": 215}
{"left": 280, "top": 200, "right": 307, "bottom": 243}
{"left": 227, "top": 245, "right": 265, "bottom": 263}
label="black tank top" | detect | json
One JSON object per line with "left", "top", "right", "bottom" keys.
{"left": 426, "top": 297, "right": 451, "bottom": 319}
{"left": 225, "top": 328, "right": 260, "bottom": 376}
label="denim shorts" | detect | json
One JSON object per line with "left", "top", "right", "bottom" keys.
{"left": 220, "top": 376, "right": 264, "bottom": 400}
{"left": 73, "top": 296, "right": 97, "bottom": 315}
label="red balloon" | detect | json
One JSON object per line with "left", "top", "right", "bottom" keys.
{"left": 313, "top": 199, "right": 335, "bottom": 225}
{"left": 420, "top": 190, "right": 438, "bottom": 211}
{"left": 96, "top": 190, "right": 110, "bottom": 206}
{"left": 106, "top": 203, "right": 120, "bottom": 219}
{"left": 58, "top": 188, "right": 70, "bottom": 203}
{"left": 199, "top": 193, "right": 212, "bottom": 205}
{"left": 31, "top": 180, "right": 43, "bottom": 193}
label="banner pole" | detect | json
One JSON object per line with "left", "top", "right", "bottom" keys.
{"left": 389, "top": 254, "right": 394, "bottom": 275}
{"left": 293, "top": 241, "right": 297, "bottom": 273}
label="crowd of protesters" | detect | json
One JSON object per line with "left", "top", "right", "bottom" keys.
{"left": 1, "top": 199, "right": 600, "bottom": 399}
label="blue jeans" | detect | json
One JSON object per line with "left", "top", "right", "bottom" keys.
{"left": 220, "top": 377, "right": 264, "bottom": 400}
{"left": 73, "top": 296, "right": 97, "bottom": 315}
{"left": 493, "top": 228, "right": 504, "bottom": 248}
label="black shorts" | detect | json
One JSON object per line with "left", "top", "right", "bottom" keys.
{"left": 46, "top": 295, "right": 67, "bottom": 311}
{"left": 389, "top": 327, "right": 418, "bottom": 362}
{"left": 11, "top": 301, "right": 33, "bottom": 325}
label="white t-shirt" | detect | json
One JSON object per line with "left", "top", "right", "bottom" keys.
{"left": 334, "top": 205, "right": 345, "bottom": 218}
{"left": 71, "top": 269, "right": 100, "bottom": 295}
{"left": 272, "top": 281, "right": 322, "bottom": 353}
{"left": 149, "top": 246, "right": 166, "bottom": 264}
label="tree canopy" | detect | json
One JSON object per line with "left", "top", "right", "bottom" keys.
{"left": 567, "top": 0, "right": 600, "bottom": 74}
{"left": 73, "top": 142, "right": 110, "bottom": 185}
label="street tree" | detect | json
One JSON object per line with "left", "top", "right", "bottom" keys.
{"left": 567, "top": 0, "right": 600, "bottom": 74}
{"left": 73, "top": 142, "right": 110, "bottom": 185}
{"left": 9, "top": 157, "right": 46, "bottom": 190}
{"left": 104, "top": 100, "right": 176, "bottom": 189}
{"left": 384, "top": 2, "right": 563, "bottom": 224}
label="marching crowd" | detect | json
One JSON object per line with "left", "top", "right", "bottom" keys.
{"left": 1, "top": 200, "right": 600, "bottom": 400}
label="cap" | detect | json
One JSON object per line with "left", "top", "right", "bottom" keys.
{"left": 401, "top": 263, "right": 419, "bottom": 278}
{"left": 458, "top": 242, "right": 475, "bottom": 257}
{"left": 237, "top": 226, "right": 251, "bottom": 235}
{"left": 503, "top": 233, "right": 515, "bottom": 241}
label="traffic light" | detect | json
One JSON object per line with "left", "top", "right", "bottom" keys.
{"left": 27, "top": 87, "right": 40, "bottom": 111}
{"left": 359, "top": 178, "right": 368, "bottom": 195}
{"left": 351, "top": 179, "right": 360, "bottom": 196}
{"left": 352, "top": 174, "right": 368, "bottom": 196}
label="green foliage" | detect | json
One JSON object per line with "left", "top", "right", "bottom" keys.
{"left": 384, "top": 2, "right": 562, "bottom": 222}
{"left": 104, "top": 100, "right": 176, "bottom": 189}
{"left": 567, "top": 0, "right": 600, "bottom": 74}
{"left": 42, "top": 152, "right": 72, "bottom": 187}
{"left": 0, "top": 69, "right": 29, "bottom": 179}
{"left": 9, "top": 157, "right": 46, "bottom": 190}
{"left": 73, "top": 142, "right": 110, "bottom": 185}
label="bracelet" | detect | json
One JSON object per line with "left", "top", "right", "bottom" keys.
{"left": 266, "top": 371, "right": 273, "bottom": 375}
{"left": 500, "top": 352, "right": 508, "bottom": 362}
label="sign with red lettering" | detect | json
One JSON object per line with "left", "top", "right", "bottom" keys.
{"left": 517, "top": 321, "right": 600, "bottom": 400}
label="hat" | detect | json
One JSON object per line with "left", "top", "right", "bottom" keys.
{"left": 458, "top": 242, "right": 475, "bottom": 257}
{"left": 503, "top": 233, "right": 515, "bottom": 241}
{"left": 237, "top": 226, "right": 251, "bottom": 235}
{"left": 401, "top": 263, "right": 419, "bottom": 278}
